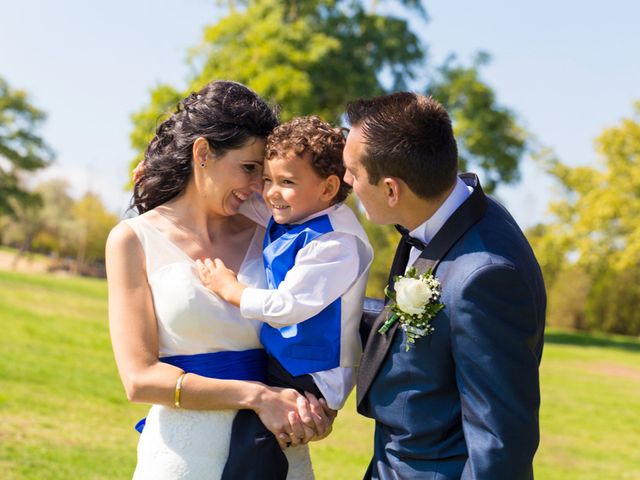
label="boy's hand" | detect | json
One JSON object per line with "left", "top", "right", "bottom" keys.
{"left": 132, "top": 160, "right": 145, "bottom": 183}
{"left": 195, "top": 258, "right": 246, "bottom": 307}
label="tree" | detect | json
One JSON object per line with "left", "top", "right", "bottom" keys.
{"left": 525, "top": 222, "right": 572, "bottom": 289}
{"left": 543, "top": 102, "right": 640, "bottom": 274}
{"left": 531, "top": 101, "right": 640, "bottom": 335}
{"left": 428, "top": 54, "right": 529, "bottom": 192}
{"left": 31, "top": 179, "right": 77, "bottom": 257}
{"left": 1, "top": 192, "right": 44, "bottom": 265}
{"left": 130, "top": 0, "right": 527, "bottom": 190}
{"left": 545, "top": 265, "right": 589, "bottom": 331}
{"left": 128, "top": 84, "right": 184, "bottom": 186}
{"left": 72, "top": 192, "right": 119, "bottom": 271}
{"left": 129, "top": 0, "right": 534, "bottom": 295}
{"left": 1, "top": 180, "right": 118, "bottom": 276}
{"left": 0, "top": 77, "right": 53, "bottom": 216}
{"left": 1, "top": 180, "right": 91, "bottom": 267}
{"left": 585, "top": 266, "right": 640, "bottom": 335}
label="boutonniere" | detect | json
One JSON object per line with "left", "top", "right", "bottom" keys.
{"left": 378, "top": 267, "right": 444, "bottom": 351}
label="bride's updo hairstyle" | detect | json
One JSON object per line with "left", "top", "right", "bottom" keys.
{"left": 133, "top": 80, "right": 279, "bottom": 213}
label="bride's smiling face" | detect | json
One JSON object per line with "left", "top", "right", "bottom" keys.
{"left": 198, "top": 137, "right": 266, "bottom": 216}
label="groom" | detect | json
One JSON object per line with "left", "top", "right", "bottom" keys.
{"left": 343, "top": 92, "right": 546, "bottom": 479}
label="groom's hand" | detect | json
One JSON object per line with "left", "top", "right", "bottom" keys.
{"left": 253, "top": 386, "right": 309, "bottom": 449}
{"left": 285, "top": 409, "right": 315, "bottom": 447}
{"left": 275, "top": 399, "right": 315, "bottom": 448}
{"left": 298, "top": 392, "right": 337, "bottom": 442}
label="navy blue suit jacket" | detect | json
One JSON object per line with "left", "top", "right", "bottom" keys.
{"left": 357, "top": 174, "right": 546, "bottom": 480}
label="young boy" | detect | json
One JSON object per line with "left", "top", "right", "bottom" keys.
{"left": 197, "top": 116, "right": 373, "bottom": 479}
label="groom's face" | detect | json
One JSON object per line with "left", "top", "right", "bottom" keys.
{"left": 344, "top": 125, "right": 391, "bottom": 224}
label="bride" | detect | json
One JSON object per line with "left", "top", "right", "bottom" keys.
{"left": 106, "top": 81, "right": 332, "bottom": 479}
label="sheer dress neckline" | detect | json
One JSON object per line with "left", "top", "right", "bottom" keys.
{"left": 136, "top": 213, "right": 259, "bottom": 275}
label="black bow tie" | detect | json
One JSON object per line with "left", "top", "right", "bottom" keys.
{"left": 395, "top": 224, "right": 427, "bottom": 251}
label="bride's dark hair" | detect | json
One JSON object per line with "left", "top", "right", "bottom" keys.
{"left": 132, "top": 80, "right": 279, "bottom": 213}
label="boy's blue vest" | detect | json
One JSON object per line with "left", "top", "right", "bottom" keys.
{"left": 260, "top": 215, "right": 341, "bottom": 376}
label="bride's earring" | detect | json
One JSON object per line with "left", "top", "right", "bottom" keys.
{"left": 197, "top": 140, "right": 208, "bottom": 168}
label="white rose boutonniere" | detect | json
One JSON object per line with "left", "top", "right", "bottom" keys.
{"left": 378, "top": 267, "right": 444, "bottom": 351}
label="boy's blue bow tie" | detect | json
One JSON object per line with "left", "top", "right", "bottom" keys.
{"left": 269, "top": 222, "right": 296, "bottom": 241}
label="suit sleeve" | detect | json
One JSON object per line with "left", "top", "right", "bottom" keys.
{"left": 451, "top": 262, "right": 541, "bottom": 480}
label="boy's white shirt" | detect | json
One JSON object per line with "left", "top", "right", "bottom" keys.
{"left": 238, "top": 194, "right": 372, "bottom": 410}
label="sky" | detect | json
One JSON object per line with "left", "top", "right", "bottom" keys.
{"left": 1, "top": 0, "right": 639, "bottom": 228}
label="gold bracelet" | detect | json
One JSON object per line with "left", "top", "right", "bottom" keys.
{"left": 174, "top": 372, "right": 186, "bottom": 408}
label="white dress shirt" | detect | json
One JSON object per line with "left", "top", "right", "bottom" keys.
{"left": 239, "top": 196, "right": 373, "bottom": 409}
{"left": 240, "top": 206, "right": 361, "bottom": 327}
{"left": 407, "top": 176, "right": 473, "bottom": 267}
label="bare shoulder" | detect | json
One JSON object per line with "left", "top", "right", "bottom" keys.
{"left": 106, "top": 221, "right": 139, "bottom": 253}
{"left": 105, "top": 221, "right": 146, "bottom": 275}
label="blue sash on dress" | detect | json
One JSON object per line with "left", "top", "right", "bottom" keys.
{"left": 135, "top": 348, "right": 267, "bottom": 433}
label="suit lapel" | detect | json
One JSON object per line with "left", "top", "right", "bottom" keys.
{"left": 357, "top": 173, "right": 488, "bottom": 409}
{"left": 412, "top": 173, "right": 488, "bottom": 275}
{"left": 355, "top": 234, "right": 410, "bottom": 407}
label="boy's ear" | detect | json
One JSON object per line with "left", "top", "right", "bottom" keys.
{"left": 320, "top": 174, "right": 341, "bottom": 202}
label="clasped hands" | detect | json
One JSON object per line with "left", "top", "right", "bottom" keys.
{"left": 272, "top": 390, "right": 337, "bottom": 449}
{"left": 195, "top": 258, "right": 337, "bottom": 449}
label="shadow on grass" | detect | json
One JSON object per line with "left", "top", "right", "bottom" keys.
{"left": 545, "top": 330, "right": 640, "bottom": 353}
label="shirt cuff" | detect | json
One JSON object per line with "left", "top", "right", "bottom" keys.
{"left": 240, "top": 287, "right": 271, "bottom": 320}
{"left": 310, "top": 367, "right": 357, "bottom": 411}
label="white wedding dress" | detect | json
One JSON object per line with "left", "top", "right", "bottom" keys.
{"left": 124, "top": 214, "right": 314, "bottom": 480}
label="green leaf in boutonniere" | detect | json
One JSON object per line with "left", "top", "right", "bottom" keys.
{"left": 378, "top": 267, "right": 444, "bottom": 351}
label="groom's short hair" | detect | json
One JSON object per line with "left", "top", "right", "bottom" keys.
{"left": 346, "top": 92, "right": 458, "bottom": 199}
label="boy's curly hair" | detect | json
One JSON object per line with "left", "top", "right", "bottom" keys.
{"left": 265, "top": 116, "right": 352, "bottom": 204}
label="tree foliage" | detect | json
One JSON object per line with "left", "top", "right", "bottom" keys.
{"left": 128, "top": 84, "right": 183, "bottom": 186}
{"left": 529, "top": 102, "right": 640, "bottom": 335}
{"left": 0, "top": 77, "right": 53, "bottom": 216}
{"left": 1, "top": 193, "right": 44, "bottom": 260}
{"left": 31, "top": 179, "right": 77, "bottom": 256}
{"left": 3, "top": 180, "right": 73, "bottom": 255}
{"left": 543, "top": 102, "right": 640, "bottom": 274}
{"left": 129, "top": 0, "right": 527, "bottom": 190}
{"left": 72, "top": 192, "right": 119, "bottom": 268}
{"left": 1, "top": 180, "right": 117, "bottom": 274}
{"left": 129, "top": 0, "right": 533, "bottom": 295}
{"left": 428, "top": 54, "right": 528, "bottom": 192}
{"left": 544, "top": 265, "right": 589, "bottom": 331}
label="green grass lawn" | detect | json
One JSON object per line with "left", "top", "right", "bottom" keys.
{"left": 1, "top": 270, "right": 639, "bottom": 479}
